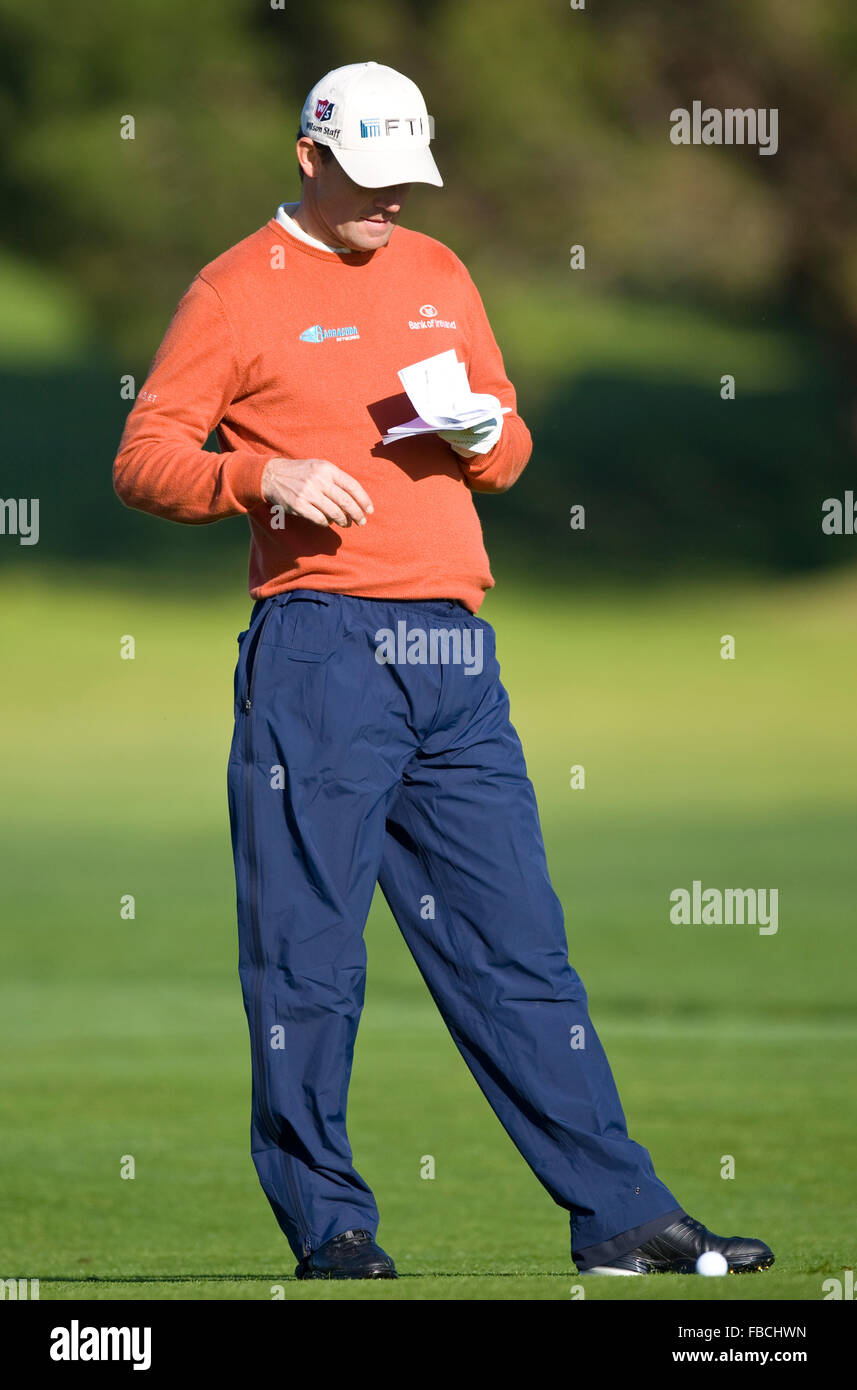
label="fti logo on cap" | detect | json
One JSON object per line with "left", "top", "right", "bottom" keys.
{"left": 359, "top": 115, "right": 430, "bottom": 139}
{"left": 315, "top": 99, "right": 334, "bottom": 121}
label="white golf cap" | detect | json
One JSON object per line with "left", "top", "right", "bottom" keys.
{"left": 300, "top": 61, "right": 443, "bottom": 188}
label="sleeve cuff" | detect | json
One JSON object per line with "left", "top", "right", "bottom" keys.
{"left": 225, "top": 451, "right": 271, "bottom": 511}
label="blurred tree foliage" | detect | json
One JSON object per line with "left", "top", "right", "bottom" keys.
{"left": 2, "top": 0, "right": 855, "bottom": 358}
{"left": 1, "top": 0, "right": 855, "bottom": 579}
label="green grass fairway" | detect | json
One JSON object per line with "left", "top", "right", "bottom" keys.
{"left": 1, "top": 564, "right": 854, "bottom": 1301}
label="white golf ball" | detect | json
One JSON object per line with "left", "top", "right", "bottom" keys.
{"left": 696, "top": 1251, "right": 728, "bottom": 1277}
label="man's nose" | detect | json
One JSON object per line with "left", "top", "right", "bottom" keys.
{"left": 374, "top": 184, "right": 410, "bottom": 210}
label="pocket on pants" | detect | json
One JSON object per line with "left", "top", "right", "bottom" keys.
{"left": 237, "top": 598, "right": 279, "bottom": 705}
{"left": 264, "top": 591, "right": 343, "bottom": 663}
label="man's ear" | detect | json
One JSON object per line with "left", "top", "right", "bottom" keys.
{"left": 296, "top": 137, "right": 319, "bottom": 180}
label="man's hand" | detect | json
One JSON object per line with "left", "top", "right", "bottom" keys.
{"left": 261, "top": 457, "right": 374, "bottom": 528}
{"left": 438, "top": 416, "right": 503, "bottom": 459}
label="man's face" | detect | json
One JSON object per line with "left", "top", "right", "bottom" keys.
{"left": 296, "top": 139, "right": 412, "bottom": 252}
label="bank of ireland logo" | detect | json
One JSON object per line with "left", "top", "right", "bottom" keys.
{"left": 408, "top": 304, "right": 457, "bottom": 330}
{"left": 315, "top": 99, "right": 334, "bottom": 121}
{"left": 360, "top": 117, "right": 382, "bottom": 138}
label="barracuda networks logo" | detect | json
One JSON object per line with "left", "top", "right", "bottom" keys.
{"left": 299, "top": 324, "right": 360, "bottom": 343}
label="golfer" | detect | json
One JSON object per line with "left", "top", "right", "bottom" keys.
{"left": 113, "top": 62, "right": 773, "bottom": 1280}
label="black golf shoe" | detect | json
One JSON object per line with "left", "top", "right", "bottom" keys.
{"left": 295, "top": 1228, "right": 398, "bottom": 1280}
{"left": 580, "top": 1214, "right": 774, "bottom": 1275}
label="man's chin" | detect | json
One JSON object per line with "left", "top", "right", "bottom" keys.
{"left": 344, "top": 220, "right": 396, "bottom": 251}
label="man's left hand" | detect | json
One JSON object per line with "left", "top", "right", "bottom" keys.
{"left": 438, "top": 416, "right": 503, "bottom": 458}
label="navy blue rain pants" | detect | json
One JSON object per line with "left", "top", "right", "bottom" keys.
{"left": 226, "top": 590, "right": 683, "bottom": 1270}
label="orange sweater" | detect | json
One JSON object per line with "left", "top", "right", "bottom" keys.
{"left": 113, "top": 218, "right": 532, "bottom": 612}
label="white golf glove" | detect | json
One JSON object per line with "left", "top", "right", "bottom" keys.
{"left": 438, "top": 416, "right": 503, "bottom": 457}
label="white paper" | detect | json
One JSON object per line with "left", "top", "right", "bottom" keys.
{"left": 382, "top": 349, "right": 509, "bottom": 443}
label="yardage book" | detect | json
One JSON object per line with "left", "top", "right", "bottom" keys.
{"left": 382, "top": 347, "right": 509, "bottom": 443}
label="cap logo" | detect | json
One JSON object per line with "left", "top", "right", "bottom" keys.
{"left": 314, "top": 99, "right": 334, "bottom": 121}
{"left": 359, "top": 116, "right": 428, "bottom": 139}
